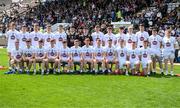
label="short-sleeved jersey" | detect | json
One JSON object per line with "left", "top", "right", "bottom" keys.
{"left": 148, "top": 35, "right": 162, "bottom": 50}
{"left": 140, "top": 48, "right": 151, "bottom": 61}
{"left": 116, "top": 33, "right": 126, "bottom": 44}
{"left": 44, "top": 32, "right": 55, "bottom": 48}
{"left": 6, "top": 30, "right": 19, "bottom": 51}
{"left": 162, "top": 36, "right": 176, "bottom": 52}
{"left": 103, "top": 33, "right": 117, "bottom": 46}
{"left": 54, "top": 32, "right": 67, "bottom": 48}
{"left": 47, "top": 47, "right": 58, "bottom": 58}
{"left": 104, "top": 46, "right": 115, "bottom": 59}
{"left": 115, "top": 47, "right": 128, "bottom": 60}
{"left": 19, "top": 32, "right": 30, "bottom": 48}
{"left": 91, "top": 31, "right": 104, "bottom": 46}
{"left": 59, "top": 47, "right": 70, "bottom": 59}
{"left": 135, "top": 31, "right": 149, "bottom": 48}
{"left": 70, "top": 46, "right": 82, "bottom": 58}
{"left": 124, "top": 33, "right": 137, "bottom": 50}
{"left": 23, "top": 46, "right": 34, "bottom": 58}
{"left": 127, "top": 48, "right": 140, "bottom": 61}
{"left": 11, "top": 48, "right": 23, "bottom": 60}
{"left": 81, "top": 45, "right": 93, "bottom": 59}
{"left": 34, "top": 47, "right": 46, "bottom": 58}
{"left": 94, "top": 46, "right": 105, "bottom": 59}
{"left": 30, "top": 31, "right": 44, "bottom": 47}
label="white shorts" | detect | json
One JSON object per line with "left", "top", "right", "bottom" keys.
{"left": 141, "top": 60, "right": 152, "bottom": 68}
{"left": 130, "top": 60, "right": 139, "bottom": 69}
{"left": 7, "top": 46, "right": 15, "bottom": 52}
{"left": 106, "top": 57, "right": 113, "bottom": 62}
{"left": 73, "top": 57, "right": 81, "bottom": 62}
{"left": 151, "top": 49, "right": 161, "bottom": 56}
{"left": 118, "top": 60, "right": 127, "bottom": 68}
{"left": 164, "top": 52, "right": 175, "bottom": 60}
{"left": 61, "top": 57, "right": 69, "bottom": 62}
{"left": 95, "top": 57, "right": 103, "bottom": 61}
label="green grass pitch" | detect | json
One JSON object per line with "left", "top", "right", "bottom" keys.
{"left": 0, "top": 48, "right": 180, "bottom": 108}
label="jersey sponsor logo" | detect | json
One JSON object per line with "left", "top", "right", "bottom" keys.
{"left": 22, "top": 37, "right": 27, "bottom": 41}
{"left": 39, "top": 53, "right": 44, "bottom": 57}
{"left": 34, "top": 37, "right": 39, "bottom": 41}
{"left": 166, "top": 42, "right": 171, "bottom": 47}
{"left": 62, "top": 53, "right": 67, "bottom": 57}
{"left": 108, "top": 52, "right": 113, "bottom": 56}
{"left": 59, "top": 37, "right": 63, "bottom": 41}
{"left": 86, "top": 52, "right": 90, "bottom": 56}
{"left": 11, "top": 35, "right": 15, "bottom": 40}
{"left": 74, "top": 53, "right": 78, "bottom": 57}
{"left": 120, "top": 53, "right": 124, "bottom": 57}
{"left": 152, "top": 41, "right": 157, "bottom": 45}
{"left": 131, "top": 54, "right": 136, "bottom": 58}
{"left": 16, "top": 55, "right": 21, "bottom": 59}
{"left": 47, "top": 38, "right": 51, "bottom": 42}
{"left": 50, "top": 52, "right": 55, "bottom": 56}
{"left": 97, "top": 52, "right": 101, "bottom": 56}
{"left": 140, "top": 37, "right": 144, "bottom": 41}
{"left": 128, "top": 39, "right": 132, "bottom": 43}
{"left": 143, "top": 53, "right": 147, "bottom": 58}
{"left": 27, "top": 53, "right": 32, "bottom": 57}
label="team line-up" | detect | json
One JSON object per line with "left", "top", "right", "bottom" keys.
{"left": 6, "top": 22, "right": 177, "bottom": 76}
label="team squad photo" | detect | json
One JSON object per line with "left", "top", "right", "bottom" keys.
{"left": 5, "top": 22, "right": 178, "bottom": 76}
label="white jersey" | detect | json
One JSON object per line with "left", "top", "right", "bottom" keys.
{"left": 140, "top": 48, "right": 151, "bottom": 62}
{"left": 124, "top": 33, "right": 137, "bottom": 50}
{"left": 6, "top": 29, "right": 20, "bottom": 51}
{"left": 44, "top": 32, "right": 55, "bottom": 48}
{"left": 128, "top": 48, "right": 140, "bottom": 62}
{"left": 104, "top": 46, "right": 115, "bottom": 60}
{"left": 11, "top": 48, "right": 23, "bottom": 60}
{"left": 34, "top": 47, "right": 46, "bottom": 58}
{"left": 115, "top": 47, "right": 128, "bottom": 61}
{"left": 162, "top": 36, "right": 176, "bottom": 52}
{"left": 82, "top": 45, "right": 93, "bottom": 60}
{"left": 70, "top": 46, "right": 82, "bottom": 59}
{"left": 23, "top": 46, "right": 34, "bottom": 58}
{"left": 116, "top": 33, "right": 126, "bottom": 44}
{"left": 19, "top": 32, "right": 30, "bottom": 48}
{"left": 91, "top": 31, "right": 104, "bottom": 46}
{"left": 54, "top": 32, "right": 67, "bottom": 48}
{"left": 47, "top": 47, "right": 58, "bottom": 58}
{"left": 103, "top": 33, "right": 117, "bottom": 46}
{"left": 30, "top": 31, "right": 44, "bottom": 47}
{"left": 59, "top": 47, "right": 70, "bottom": 60}
{"left": 94, "top": 46, "right": 104, "bottom": 60}
{"left": 149, "top": 35, "right": 162, "bottom": 50}
{"left": 135, "top": 31, "right": 149, "bottom": 48}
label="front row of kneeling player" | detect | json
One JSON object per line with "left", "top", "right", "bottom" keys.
{"left": 9, "top": 37, "right": 154, "bottom": 76}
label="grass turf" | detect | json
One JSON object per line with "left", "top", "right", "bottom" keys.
{"left": 0, "top": 48, "right": 180, "bottom": 108}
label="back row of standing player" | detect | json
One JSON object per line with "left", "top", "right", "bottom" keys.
{"left": 6, "top": 22, "right": 177, "bottom": 76}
